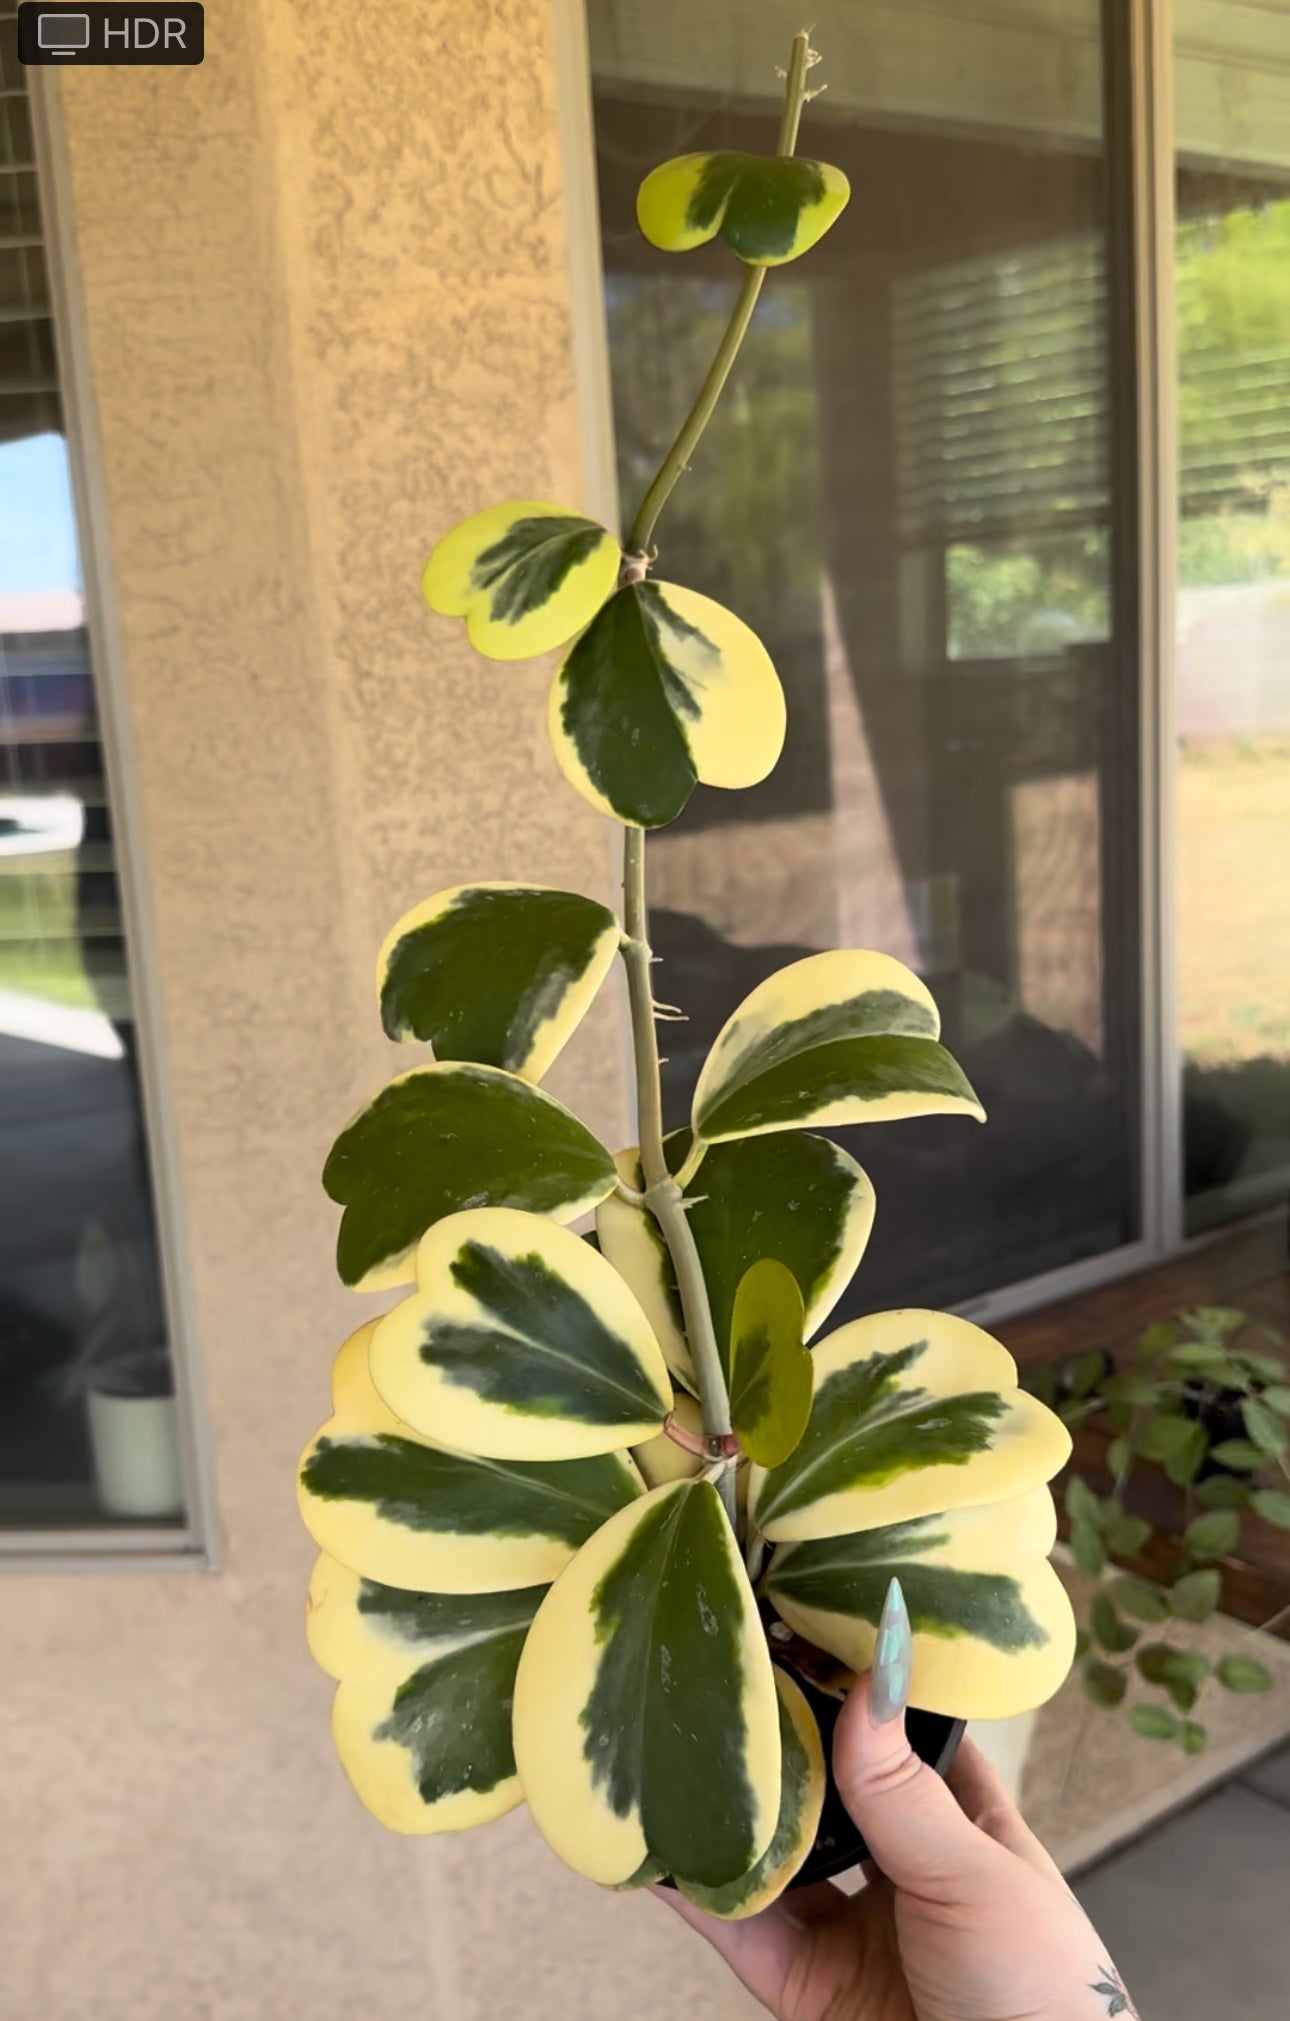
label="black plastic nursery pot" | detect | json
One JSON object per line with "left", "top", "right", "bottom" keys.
{"left": 788, "top": 1668, "right": 965, "bottom": 1887}
{"left": 1182, "top": 1382, "right": 1256, "bottom": 1480}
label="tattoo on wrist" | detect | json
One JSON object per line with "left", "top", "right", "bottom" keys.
{"left": 1090, "top": 1965, "right": 1137, "bottom": 2017}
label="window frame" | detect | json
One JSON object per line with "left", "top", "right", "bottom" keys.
{"left": 0, "top": 73, "right": 219, "bottom": 1571}
{"left": 562, "top": 0, "right": 1199, "bottom": 1332}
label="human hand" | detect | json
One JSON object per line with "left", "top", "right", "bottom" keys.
{"left": 655, "top": 1580, "right": 1137, "bottom": 2021}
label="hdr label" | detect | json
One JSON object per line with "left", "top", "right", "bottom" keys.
{"left": 17, "top": 4, "right": 205, "bottom": 64}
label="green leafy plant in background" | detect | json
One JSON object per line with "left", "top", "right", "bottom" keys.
{"left": 297, "top": 37, "right": 1076, "bottom": 1913}
{"left": 1029, "top": 1306, "right": 1289, "bottom": 1751}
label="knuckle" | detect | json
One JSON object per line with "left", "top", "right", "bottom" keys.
{"left": 842, "top": 1748, "right": 925, "bottom": 1807}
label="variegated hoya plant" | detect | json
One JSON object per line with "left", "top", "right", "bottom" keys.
{"left": 298, "top": 35, "right": 1076, "bottom": 1917}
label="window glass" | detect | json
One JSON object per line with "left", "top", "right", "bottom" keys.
{"left": 1175, "top": 0, "right": 1290, "bottom": 1234}
{"left": 587, "top": 0, "right": 1141, "bottom": 1310}
{"left": 0, "top": 36, "right": 184, "bottom": 1529}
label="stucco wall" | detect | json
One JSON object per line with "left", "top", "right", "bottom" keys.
{"left": 2, "top": 4, "right": 757, "bottom": 2015}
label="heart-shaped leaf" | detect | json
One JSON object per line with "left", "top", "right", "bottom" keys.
{"left": 377, "top": 883, "right": 619, "bottom": 1081}
{"left": 766, "top": 1487, "right": 1076, "bottom": 1721}
{"left": 1104, "top": 1507, "right": 1153, "bottom": 1557}
{"left": 306, "top": 1553, "right": 543, "bottom": 1834}
{"left": 748, "top": 1308, "right": 1071, "bottom": 1545}
{"left": 692, "top": 950, "right": 984, "bottom": 1143}
{"left": 512, "top": 1480, "right": 780, "bottom": 1890}
{"left": 1195, "top": 1475, "right": 1249, "bottom": 1511}
{"left": 549, "top": 580, "right": 785, "bottom": 829}
{"left": 1164, "top": 1423, "right": 1208, "bottom": 1486}
{"left": 324, "top": 1063, "right": 617, "bottom": 1291}
{"left": 678, "top": 1668, "right": 825, "bottom": 1918}
{"left": 1208, "top": 1438, "right": 1263, "bottom": 1471}
{"left": 1215, "top": 1654, "right": 1273, "bottom": 1693}
{"left": 1129, "top": 1704, "right": 1180, "bottom": 1741}
{"left": 1242, "top": 1356, "right": 1290, "bottom": 1388}
{"left": 1092, "top": 1592, "right": 1139, "bottom": 1655}
{"left": 368, "top": 1208, "right": 672, "bottom": 1463}
{"left": 1065, "top": 1475, "right": 1101, "bottom": 1529}
{"left": 298, "top": 1321, "right": 642, "bottom": 1593}
{"left": 636, "top": 151, "right": 850, "bottom": 267}
{"left": 1168, "top": 1569, "right": 1221, "bottom": 1622}
{"left": 423, "top": 500, "right": 619, "bottom": 661}
{"left": 632, "top": 1390, "right": 705, "bottom": 1489}
{"left": 1069, "top": 1519, "right": 1106, "bottom": 1578}
{"left": 1083, "top": 1660, "right": 1127, "bottom": 1709}
{"left": 597, "top": 1129, "right": 876, "bottom": 1392}
{"left": 1243, "top": 1396, "right": 1287, "bottom": 1455}
{"left": 729, "top": 1260, "right": 811, "bottom": 1470}
{"left": 1137, "top": 1415, "right": 1196, "bottom": 1462}
{"left": 1136, "top": 1646, "right": 1210, "bottom": 1706}
{"left": 1183, "top": 1509, "right": 1240, "bottom": 1560}
{"left": 1113, "top": 1577, "right": 1169, "bottom": 1623}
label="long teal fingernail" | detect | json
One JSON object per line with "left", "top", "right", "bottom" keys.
{"left": 870, "top": 1576, "right": 911, "bottom": 1725}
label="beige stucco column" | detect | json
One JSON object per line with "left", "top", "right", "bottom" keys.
{"left": 3, "top": 3, "right": 756, "bottom": 2014}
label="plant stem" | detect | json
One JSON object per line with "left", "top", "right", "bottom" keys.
{"left": 624, "top": 31, "right": 815, "bottom": 559}
{"left": 774, "top": 31, "right": 814, "bottom": 156}
{"left": 616, "top": 35, "right": 820, "bottom": 1536}
{"left": 622, "top": 829, "right": 737, "bottom": 1527}
{"left": 626, "top": 269, "right": 765, "bottom": 559}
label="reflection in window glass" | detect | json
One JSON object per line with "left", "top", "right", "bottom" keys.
{"left": 0, "top": 49, "right": 183, "bottom": 1528}
{"left": 1175, "top": 170, "right": 1290, "bottom": 1230}
{"left": 893, "top": 240, "right": 1112, "bottom": 663}
{"left": 587, "top": 0, "right": 1141, "bottom": 1311}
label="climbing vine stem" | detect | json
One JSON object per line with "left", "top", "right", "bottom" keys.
{"left": 616, "top": 32, "right": 818, "bottom": 1535}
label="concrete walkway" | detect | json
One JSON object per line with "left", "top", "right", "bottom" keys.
{"left": 1075, "top": 1742, "right": 1290, "bottom": 2019}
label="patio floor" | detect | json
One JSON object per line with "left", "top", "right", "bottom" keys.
{"left": 1074, "top": 1740, "right": 1290, "bottom": 2020}
{"left": 998, "top": 1217, "right": 1290, "bottom": 2013}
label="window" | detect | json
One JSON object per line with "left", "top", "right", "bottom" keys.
{"left": 0, "top": 44, "right": 189, "bottom": 1536}
{"left": 894, "top": 237, "right": 1112, "bottom": 664}
{"left": 585, "top": 0, "right": 1142, "bottom": 1314}
{"left": 1175, "top": 0, "right": 1290, "bottom": 1234}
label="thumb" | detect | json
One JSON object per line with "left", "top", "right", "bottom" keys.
{"left": 831, "top": 1591, "right": 996, "bottom": 1903}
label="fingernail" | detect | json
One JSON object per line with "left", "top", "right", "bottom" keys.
{"left": 869, "top": 1576, "right": 911, "bottom": 1725}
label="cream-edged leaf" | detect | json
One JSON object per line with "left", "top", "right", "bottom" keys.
{"left": 368, "top": 1208, "right": 672, "bottom": 1462}
{"left": 306, "top": 1553, "right": 543, "bottom": 1834}
{"left": 324, "top": 1063, "right": 617, "bottom": 1291}
{"left": 748, "top": 1308, "right": 1072, "bottom": 1544}
{"left": 512, "top": 1480, "right": 780, "bottom": 1889}
{"left": 298, "top": 1321, "right": 642, "bottom": 1592}
{"left": 684, "top": 1132, "right": 877, "bottom": 1365}
{"left": 632, "top": 1390, "right": 705, "bottom": 1488}
{"left": 637, "top": 151, "right": 850, "bottom": 267}
{"left": 678, "top": 1666, "right": 826, "bottom": 1918}
{"left": 692, "top": 951, "right": 984, "bottom": 1143}
{"left": 549, "top": 581, "right": 785, "bottom": 829}
{"left": 422, "top": 500, "right": 619, "bottom": 661}
{"left": 377, "top": 883, "right": 619, "bottom": 1082}
{"left": 766, "top": 1488, "right": 1077, "bottom": 1720}
{"left": 596, "top": 1147, "right": 694, "bottom": 1390}
{"left": 597, "top": 1130, "right": 876, "bottom": 1392}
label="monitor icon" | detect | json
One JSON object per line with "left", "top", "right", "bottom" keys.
{"left": 36, "top": 11, "right": 90, "bottom": 52}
